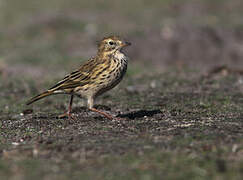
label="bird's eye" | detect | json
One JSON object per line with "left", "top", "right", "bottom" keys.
{"left": 109, "top": 41, "right": 114, "bottom": 45}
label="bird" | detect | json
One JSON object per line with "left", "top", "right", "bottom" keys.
{"left": 26, "top": 36, "right": 131, "bottom": 120}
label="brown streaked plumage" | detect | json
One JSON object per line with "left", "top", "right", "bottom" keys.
{"left": 26, "top": 36, "right": 131, "bottom": 120}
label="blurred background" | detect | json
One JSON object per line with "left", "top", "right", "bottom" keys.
{"left": 1, "top": 0, "right": 243, "bottom": 88}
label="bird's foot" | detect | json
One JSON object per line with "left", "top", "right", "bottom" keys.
{"left": 89, "top": 108, "right": 115, "bottom": 120}
{"left": 58, "top": 112, "right": 75, "bottom": 120}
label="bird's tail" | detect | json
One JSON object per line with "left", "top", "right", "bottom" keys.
{"left": 26, "top": 90, "right": 54, "bottom": 105}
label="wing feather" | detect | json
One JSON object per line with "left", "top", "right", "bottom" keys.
{"left": 48, "top": 57, "right": 101, "bottom": 92}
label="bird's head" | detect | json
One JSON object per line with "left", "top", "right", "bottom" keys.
{"left": 98, "top": 36, "right": 131, "bottom": 55}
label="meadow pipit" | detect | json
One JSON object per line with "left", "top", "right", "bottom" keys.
{"left": 26, "top": 36, "right": 131, "bottom": 120}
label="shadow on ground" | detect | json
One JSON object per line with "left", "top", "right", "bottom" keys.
{"left": 117, "top": 109, "right": 162, "bottom": 119}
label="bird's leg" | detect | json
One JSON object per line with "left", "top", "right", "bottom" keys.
{"left": 67, "top": 95, "right": 74, "bottom": 120}
{"left": 58, "top": 95, "right": 75, "bottom": 120}
{"left": 87, "top": 96, "right": 114, "bottom": 120}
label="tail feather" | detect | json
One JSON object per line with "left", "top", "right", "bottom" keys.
{"left": 26, "top": 91, "right": 54, "bottom": 105}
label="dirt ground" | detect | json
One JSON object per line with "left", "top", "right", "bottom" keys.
{"left": 1, "top": 68, "right": 243, "bottom": 179}
{"left": 1, "top": 0, "right": 243, "bottom": 179}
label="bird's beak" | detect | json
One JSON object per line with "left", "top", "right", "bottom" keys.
{"left": 121, "top": 41, "right": 131, "bottom": 47}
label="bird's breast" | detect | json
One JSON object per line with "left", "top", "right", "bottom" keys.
{"left": 93, "top": 53, "right": 128, "bottom": 97}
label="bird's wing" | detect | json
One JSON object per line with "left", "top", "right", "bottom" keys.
{"left": 49, "top": 57, "right": 101, "bottom": 91}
